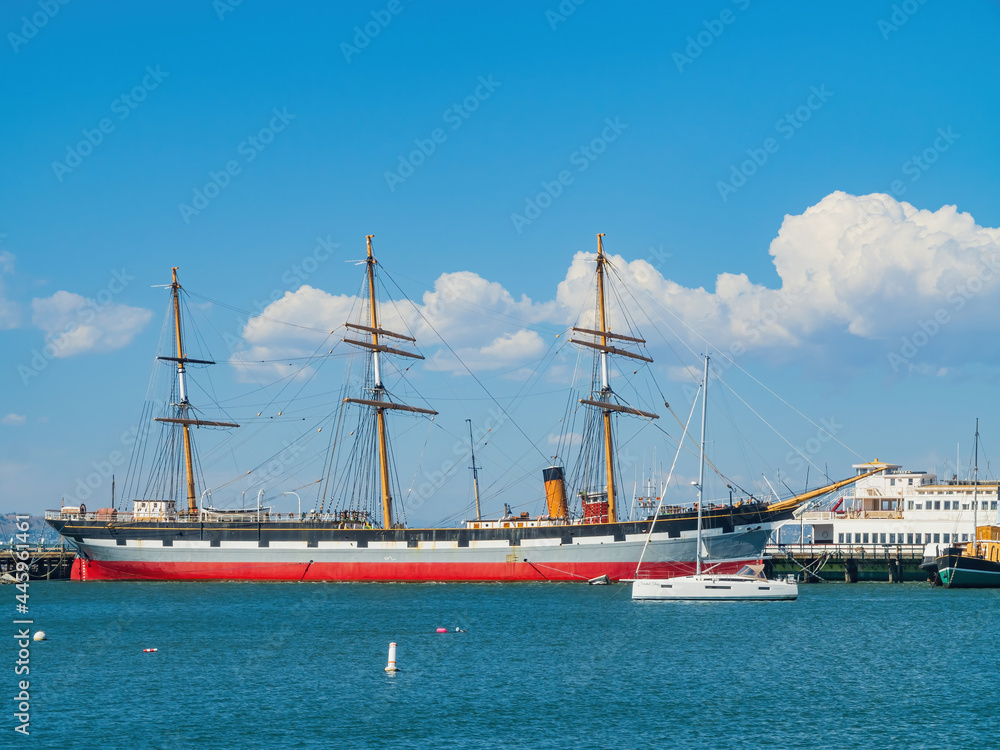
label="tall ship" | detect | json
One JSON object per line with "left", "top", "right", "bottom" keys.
{"left": 46, "top": 235, "right": 875, "bottom": 582}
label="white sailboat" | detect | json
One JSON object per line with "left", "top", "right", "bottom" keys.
{"left": 631, "top": 355, "right": 798, "bottom": 601}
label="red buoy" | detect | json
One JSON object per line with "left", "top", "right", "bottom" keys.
{"left": 143, "top": 648, "right": 158, "bottom": 653}
{"left": 435, "top": 628, "right": 448, "bottom": 634}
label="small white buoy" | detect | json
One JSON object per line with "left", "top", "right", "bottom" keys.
{"left": 384, "top": 642, "right": 398, "bottom": 673}
{"left": 33, "top": 631, "right": 46, "bottom": 642}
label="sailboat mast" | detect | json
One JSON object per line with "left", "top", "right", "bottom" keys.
{"left": 366, "top": 235, "right": 394, "bottom": 529}
{"left": 973, "top": 418, "right": 979, "bottom": 549}
{"left": 467, "top": 418, "right": 482, "bottom": 521}
{"left": 595, "top": 233, "right": 617, "bottom": 523}
{"left": 695, "top": 355, "right": 709, "bottom": 576}
{"left": 170, "top": 268, "right": 198, "bottom": 516}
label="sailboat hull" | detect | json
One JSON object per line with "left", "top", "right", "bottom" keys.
{"left": 631, "top": 575, "right": 798, "bottom": 601}
{"left": 49, "top": 515, "right": 780, "bottom": 583}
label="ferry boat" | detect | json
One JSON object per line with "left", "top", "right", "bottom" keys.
{"left": 46, "top": 235, "right": 876, "bottom": 582}
{"left": 779, "top": 460, "right": 999, "bottom": 553}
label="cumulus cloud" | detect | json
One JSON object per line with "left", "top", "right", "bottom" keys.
{"left": 31, "top": 291, "right": 153, "bottom": 357}
{"left": 1, "top": 413, "right": 26, "bottom": 426}
{"left": 236, "top": 193, "right": 1000, "bottom": 379}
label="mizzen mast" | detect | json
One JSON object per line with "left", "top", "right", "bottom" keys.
{"left": 343, "top": 235, "right": 437, "bottom": 529}
{"left": 153, "top": 268, "right": 238, "bottom": 516}
{"left": 570, "top": 234, "right": 658, "bottom": 524}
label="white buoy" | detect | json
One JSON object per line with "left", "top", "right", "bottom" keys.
{"left": 33, "top": 631, "right": 46, "bottom": 642}
{"left": 384, "top": 642, "right": 399, "bottom": 673}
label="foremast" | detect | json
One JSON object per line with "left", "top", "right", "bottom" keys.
{"left": 570, "top": 234, "right": 658, "bottom": 523}
{"left": 153, "top": 268, "right": 238, "bottom": 517}
{"left": 342, "top": 235, "right": 437, "bottom": 529}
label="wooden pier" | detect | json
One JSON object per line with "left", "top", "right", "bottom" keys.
{"left": 764, "top": 543, "right": 930, "bottom": 583}
{"left": 2, "top": 544, "right": 75, "bottom": 580}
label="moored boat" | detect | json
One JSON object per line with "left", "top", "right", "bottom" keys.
{"left": 46, "top": 236, "right": 873, "bottom": 583}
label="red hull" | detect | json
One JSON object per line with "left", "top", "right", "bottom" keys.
{"left": 70, "top": 557, "right": 757, "bottom": 582}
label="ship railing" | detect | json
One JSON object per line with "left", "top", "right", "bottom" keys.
{"left": 44, "top": 509, "right": 373, "bottom": 524}
{"left": 766, "top": 542, "right": 928, "bottom": 558}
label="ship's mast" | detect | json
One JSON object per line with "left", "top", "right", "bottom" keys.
{"left": 467, "top": 418, "right": 482, "bottom": 521}
{"left": 172, "top": 268, "right": 198, "bottom": 516}
{"left": 569, "top": 234, "right": 659, "bottom": 526}
{"left": 154, "top": 268, "right": 239, "bottom": 516}
{"left": 695, "top": 354, "right": 709, "bottom": 576}
{"left": 973, "top": 418, "right": 979, "bottom": 552}
{"left": 595, "top": 234, "right": 618, "bottom": 522}
{"left": 367, "top": 236, "right": 394, "bottom": 528}
{"left": 342, "top": 236, "right": 437, "bottom": 530}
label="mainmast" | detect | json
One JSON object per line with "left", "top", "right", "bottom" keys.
{"left": 153, "top": 268, "right": 238, "bottom": 516}
{"left": 342, "top": 235, "right": 437, "bottom": 529}
{"left": 570, "top": 234, "right": 658, "bottom": 524}
{"left": 695, "top": 355, "right": 709, "bottom": 576}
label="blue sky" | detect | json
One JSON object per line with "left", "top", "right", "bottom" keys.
{"left": 2, "top": 1, "right": 1000, "bottom": 521}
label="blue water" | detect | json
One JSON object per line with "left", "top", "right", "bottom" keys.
{"left": 15, "top": 581, "right": 998, "bottom": 748}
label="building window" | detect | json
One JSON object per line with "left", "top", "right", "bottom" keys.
{"left": 916, "top": 503, "right": 922, "bottom": 510}
{"left": 880, "top": 533, "right": 886, "bottom": 543}
{"left": 863, "top": 533, "right": 869, "bottom": 543}
{"left": 915, "top": 533, "right": 922, "bottom": 544}
{"left": 890, "top": 533, "right": 896, "bottom": 544}
{"left": 993, "top": 501, "right": 998, "bottom": 510}
{"left": 963, "top": 504, "right": 969, "bottom": 510}
{"left": 935, "top": 501, "right": 941, "bottom": 510}
{"left": 943, "top": 533, "right": 950, "bottom": 543}
{"left": 962, "top": 534, "right": 969, "bottom": 542}
{"left": 907, "top": 533, "right": 913, "bottom": 544}
{"left": 838, "top": 533, "right": 844, "bottom": 544}
{"left": 908, "top": 501, "right": 914, "bottom": 510}
{"left": 890, "top": 478, "right": 896, "bottom": 486}
{"left": 933, "top": 533, "right": 940, "bottom": 543}
{"left": 944, "top": 501, "right": 951, "bottom": 510}
{"left": 855, "top": 533, "right": 861, "bottom": 544}
{"left": 908, "top": 478, "right": 914, "bottom": 485}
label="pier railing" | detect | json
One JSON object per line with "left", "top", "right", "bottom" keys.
{"left": 766, "top": 542, "right": 926, "bottom": 558}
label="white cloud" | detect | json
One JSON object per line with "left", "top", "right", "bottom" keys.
{"left": 31, "top": 290, "right": 153, "bottom": 357}
{"left": 235, "top": 193, "right": 1000, "bottom": 378}
{"left": 0, "top": 249, "right": 20, "bottom": 329}
{"left": 1, "top": 413, "right": 26, "bottom": 426}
